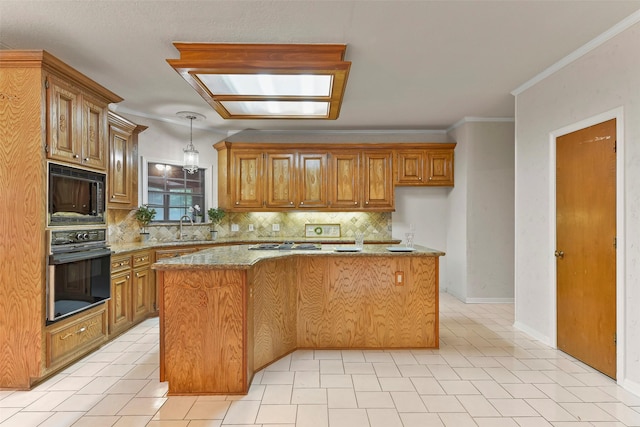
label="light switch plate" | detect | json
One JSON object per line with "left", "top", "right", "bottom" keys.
{"left": 231, "top": 223, "right": 239, "bottom": 232}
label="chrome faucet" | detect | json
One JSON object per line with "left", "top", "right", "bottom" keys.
{"left": 179, "top": 215, "right": 193, "bottom": 240}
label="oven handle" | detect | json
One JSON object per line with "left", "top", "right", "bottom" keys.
{"left": 49, "top": 247, "right": 112, "bottom": 265}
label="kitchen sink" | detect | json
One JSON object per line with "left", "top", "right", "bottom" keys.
{"left": 248, "top": 242, "right": 321, "bottom": 250}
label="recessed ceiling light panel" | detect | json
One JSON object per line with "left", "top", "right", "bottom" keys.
{"left": 167, "top": 43, "right": 350, "bottom": 120}
{"left": 197, "top": 74, "right": 333, "bottom": 97}
{"left": 221, "top": 100, "right": 330, "bottom": 117}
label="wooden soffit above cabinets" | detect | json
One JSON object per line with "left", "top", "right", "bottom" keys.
{"left": 166, "top": 43, "right": 351, "bottom": 120}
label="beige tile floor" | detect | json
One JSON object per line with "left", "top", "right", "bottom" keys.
{"left": 2, "top": 292, "right": 640, "bottom": 427}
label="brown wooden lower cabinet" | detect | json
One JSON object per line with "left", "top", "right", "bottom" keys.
{"left": 157, "top": 253, "right": 440, "bottom": 395}
{"left": 109, "top": 250, "right": 153, "bottom": 336}
{"left": 45, "top": 304, "right": 108, "bottom": 370}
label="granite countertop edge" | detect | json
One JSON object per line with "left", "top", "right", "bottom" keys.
{"left": 109, "top": 237, "right": 401, "bottom": 255}
{"left": 151, "top": 244, "right": 446, "bottom": 271}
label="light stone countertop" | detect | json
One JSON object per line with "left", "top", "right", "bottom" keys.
{"left": 152, "top": 244, "right": 445, "bottom": 271}
{"left": 109, "top": 237, "right": 401, "bottom": 255}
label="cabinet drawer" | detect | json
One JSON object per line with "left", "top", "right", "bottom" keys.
{"left": 46, "top": 306, "right": 108, "bottom": 368}
{"left": 132, "top": 252, "right": 150, "bottom": 267}
{"left": 111, "top": 255, "right": 132, "bottom": 273}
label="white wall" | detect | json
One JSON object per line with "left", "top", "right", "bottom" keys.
{"left": 514, "top": 19, "right": 640, "bottom": 391}
{"left": 445, "top": 123, "right": 469, "bottom": 299}
{"left": 445, "top": 120, "right": 515, "bottom": 302}
{"left": 393, "top": 186, "right": 452, "bottom": 290}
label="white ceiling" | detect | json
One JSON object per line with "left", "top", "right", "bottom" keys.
{"left": 2, "top": 0, "right": 639, "bottom": 133}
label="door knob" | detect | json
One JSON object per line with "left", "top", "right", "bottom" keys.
{"left": 554, "top": 250, "right": 564, "bottom": 259}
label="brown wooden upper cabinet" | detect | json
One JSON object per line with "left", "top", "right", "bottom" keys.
{"left": 329, "top": 151, "right": 360, "bottom": 209}
{"left": 108, "top": 112, "right": 146, "bottom": 209}
{"left": 231, "top": 150, "right": 265, "bottom": 209}
{"left": 47, "top": 74, "right": 109, "bottom": 171}
{"left": 426, "top": 150, "right": 454, "bottom": 185}
{"left": 394, "top": 145, "right": 455, "bottom": 186}
{"left": 298, "top": 152, "right": 329, "bottom": 208}
{"left": 215, "top": 141, "right": 454, "bottom": 212}
{"left": 327, "top": 150, "right": 393, "bottom": 210}
{"left": 231, "top": 150, "right": 329, "bottom": 210}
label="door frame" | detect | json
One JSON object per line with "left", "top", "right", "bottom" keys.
{"left": 548, "top": 107, "right": 625, "bottom": 383}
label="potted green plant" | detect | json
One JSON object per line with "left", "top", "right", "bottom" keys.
{"left": 135, "top": 205, "right": 156, "bottom": 240}
{"left": 207, "top": 207, "right": 226, "bottom": 240}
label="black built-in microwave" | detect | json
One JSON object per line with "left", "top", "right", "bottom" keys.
{"left": 48, "top": 163, "right": 106, "bottom": 226}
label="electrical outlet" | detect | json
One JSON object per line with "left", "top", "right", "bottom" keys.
{"left": 248, "top": 224, "right": 254, "bottom": 231}
{"left": 272, "top": 223, "right": 280, "bottom": 232}
{"left": 231, "top": 223, "right": 239, "bottom": 232}
{"left": 395, "top": 271, "right": 404, "bottom": 286}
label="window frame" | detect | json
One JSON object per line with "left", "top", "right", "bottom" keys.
{"left": 140, "top": 156, "right": 214, "bottom": 223}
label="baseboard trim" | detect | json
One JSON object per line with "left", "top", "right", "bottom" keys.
{"left": 621, "top": 378, "right": 640, "bottom": 397}
{"left": 513, "top": 321, "right": 554, "bottom": 347}
{"left": 465, "top": 297, "right": 514, "bottom": 304}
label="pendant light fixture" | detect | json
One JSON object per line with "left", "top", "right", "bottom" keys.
{"left": 177, "top": 111, "right": 205, "bottom": 174}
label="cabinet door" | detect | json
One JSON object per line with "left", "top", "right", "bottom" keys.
{"left": 395, "top": 150, "right": 426, "bottom": 185}
{"left": 109, "top": 271, "right": 132, "bottom": 335}
{"left": 132, "top": 267, "right": 150, "bottom": 322}
{"left": 298, "top": 153, "right": 328, "bottom": 208}
{"left": 329, "top": 152, "right": 360, "bottom": 209}
{"left": 265, "top": 152, "right": 295, "bottom": 208}
{"left": 47, "top": 76, "right": 81, "bottom": 164}
{"left": 231, "top": 152, "right": 263, "bottom": 209}
{"left": 81, "top": 95, "right": 108, "bottom": 170}
{"left": 427, "top": 150, "right": 454, "bottom": 186}
{"left": 363, "top": 151, "right": 394, "bottom": 209}
{"left": 109, "top": 124, "right": 133, "bottom": 206}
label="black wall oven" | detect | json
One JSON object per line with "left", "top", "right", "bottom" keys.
{"left": 47, "top": 229, "right": 111, "bottom": 323}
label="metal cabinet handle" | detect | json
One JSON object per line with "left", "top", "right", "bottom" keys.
{"left": 73, "top": 154, "right": 80, "bottom": 159}
{"left": 83, "top": 157, "right": 89, "bottom": 162}
{"left": 554, "top": 250, "right": 564, "bottom": 259}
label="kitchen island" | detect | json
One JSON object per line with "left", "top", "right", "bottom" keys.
{"left": 153, "top": 244, "right": 444, "bottom": 395}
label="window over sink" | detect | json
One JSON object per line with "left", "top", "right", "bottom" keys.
{"left": 145, "top": 161, "right": 206, "bottom": 221}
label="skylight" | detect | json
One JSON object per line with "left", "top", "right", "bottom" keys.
{"left": 167, "top": 43, "right": 351, "bottom": 120}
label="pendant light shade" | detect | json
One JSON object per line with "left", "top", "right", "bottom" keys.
{"left": 177, "top": 111, "right": 205, "bottom": 174}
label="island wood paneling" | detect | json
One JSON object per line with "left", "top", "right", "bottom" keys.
{"left": 158, "top": 251, "right": 440, "bottom": 394}
{"left": 250, "top": 258, "right": 297, "bottom": 369}
{"left": 366, "top": 257, "right": 438, "bottom": 347}
{"left": 0, "top": 67, "right": 47, "bottom": 389}
{"left": 162, "top": 270, "right": 247, "bottom": 394}
{"left": 297, "top": 256, "right": 438, "bottom": 348}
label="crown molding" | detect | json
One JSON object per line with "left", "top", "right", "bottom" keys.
{"left": 110, "top": 105, "right": 226, "bottom": 134}
{"left": 512, "top": 9, "right": 640, "bottom": 96}
{"left": 447, "top": 116, "right": 515, "bottom": 132}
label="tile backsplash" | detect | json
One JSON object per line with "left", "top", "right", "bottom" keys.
{"left": 108, "top": 209, "right": 392, "bottom": 243}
